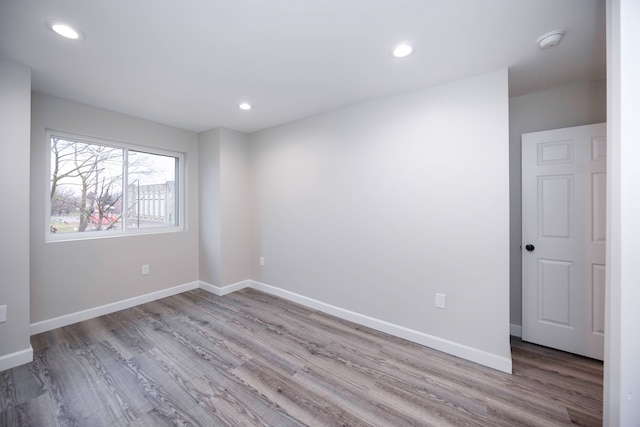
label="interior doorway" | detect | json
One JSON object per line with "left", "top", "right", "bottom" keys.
{"left": 521, "top": 123, "right": 606, "bottom": 360}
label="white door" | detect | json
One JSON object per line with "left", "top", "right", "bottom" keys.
{"left": 522, "top": 123, "right": 606, "bottom": 360}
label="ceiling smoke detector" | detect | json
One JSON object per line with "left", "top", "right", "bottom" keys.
{"left": 537, "top": 30, "right": 565, "bottom": 49}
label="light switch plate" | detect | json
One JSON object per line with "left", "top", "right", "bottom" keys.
{"left": 0, "top": 305, "right": 6, "bottom": 322}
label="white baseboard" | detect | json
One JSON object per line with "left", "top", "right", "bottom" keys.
{"left": 30, "top": 281, "right": 200, "bottom": 335}
{"left": 510, "top": 323, "right": 522, "bottom": 338}
{"left": 28, "top": 278, "right": 512, "bottom": 374}
{"left": 0, "top": 346, "right": 33, "bottom": 372}
{"left": 198, "top": 280, "right": 251, "bottom": 296}
{"left": 245, "top": 280, "right": 512, "bottom": 374}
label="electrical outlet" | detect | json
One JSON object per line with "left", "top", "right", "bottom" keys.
{"left": 435, "top": 293, "right": 446, "bottom": 309}
{"left": 259, "top": 256, "right": 265, "bottom": 266}
{"left": 142, "top": 264, "right": 150, "bottom": 275}
{"left": 0, "top": 305, "right": 6, "bottom": 322}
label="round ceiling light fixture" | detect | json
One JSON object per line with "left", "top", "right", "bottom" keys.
{"left": 238, "top": 102, "right": 252, "bottom": 111}
{"left": 392, "top": 43, "right": 414, "bottom": 58}
{"left": 47, "top": 20, "right": 85, "bottom": 40}
{"left": 536, "top": 30, "right": 564, "bottom": 49}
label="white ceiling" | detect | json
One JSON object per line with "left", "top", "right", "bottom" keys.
{"left": 0, "top": 0, "right": 605, "bottom": 133}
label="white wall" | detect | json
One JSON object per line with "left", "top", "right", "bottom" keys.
{"left": 0, "top": 58, "right": 32, "bottom": 371}
{"left": 604, "top": 0, "right": 640, "bottom": 424}
{"left": 199, "top": 127, "right": 252, "bottom": 287}
{"left": 219, "top": 129, "right": 252, "bottom": 285}
{"left": 509, "top": 79, "right": 606, "bottom": 330}
{"left": 250, "top": 69, "right": 512, "bottom": 370}
{"left": 30, "top": 93, "right": 200, "bottom": 324}
{"left": 199, "top": 128, "right": 222, "bottom": 285}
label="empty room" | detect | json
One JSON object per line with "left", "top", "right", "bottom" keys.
{"left": 1, "top": 0, "right": 638, "bottom": 426}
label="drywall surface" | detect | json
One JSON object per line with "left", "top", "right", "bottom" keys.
{"left": 604, "top": 0, "right": 640, "bottom": 424}
{"left": 250, "top": 69, "right": 511, "bottom": 364}
{"left": 199, "top": 127, "right": 252, "bottom": 286}
{"left": 0, "top": 58, "right": 32, "bottom": 368}
{"left": 30, "top": 93, "right": 199, "bottom": 324}
{"left": 219, "top": 129, "right": 252, "bottom": 285}
{"left": 198, "top": 128, "right": 222, "bottom": 285}
{"left": 509, "top": 79, "right": 606, "bottom": 328}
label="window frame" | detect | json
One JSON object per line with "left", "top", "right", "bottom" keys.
{"left": 46, "top": 129, "right": 185, "bottom": 242}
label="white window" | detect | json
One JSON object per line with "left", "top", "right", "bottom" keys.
{"left": 48, "top": 131, "right": 184, "bottom": 241}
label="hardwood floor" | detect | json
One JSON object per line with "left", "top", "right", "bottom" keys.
{"left": 0, "top": 288, "right": 603, "bottom": 426}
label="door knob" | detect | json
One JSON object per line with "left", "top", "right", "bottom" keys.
{"left": 525, "top": 244, "right": 535, "bottom": 252}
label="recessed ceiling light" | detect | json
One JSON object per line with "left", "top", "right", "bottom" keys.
{"left": 238, "top": 103, "right": 252, "bottom": 111}
{"left": 392, "top": 43, "right": 414, "bottom": 58}
{"left": 46, "top": 20, "right": 85, "bottom": 40}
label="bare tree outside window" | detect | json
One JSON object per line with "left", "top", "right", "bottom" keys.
{"left": 49, "top": 134, "right": 181, "bottom": 237}
{"left": 50, "top": 137, "right": 123, "bottom": 233}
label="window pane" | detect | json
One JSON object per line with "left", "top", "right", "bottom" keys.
{"left": 50, "top": 137, "right": 124, "bottom": 234}
{"left": 48, "top": 133, "right": 183, "bottom": 240}
{"left": 126, "top": 151, "right": 177, "bottom": 229}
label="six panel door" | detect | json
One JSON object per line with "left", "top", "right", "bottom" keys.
{"left": 522, "top": 123, "right": 606, "bottom": 360}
